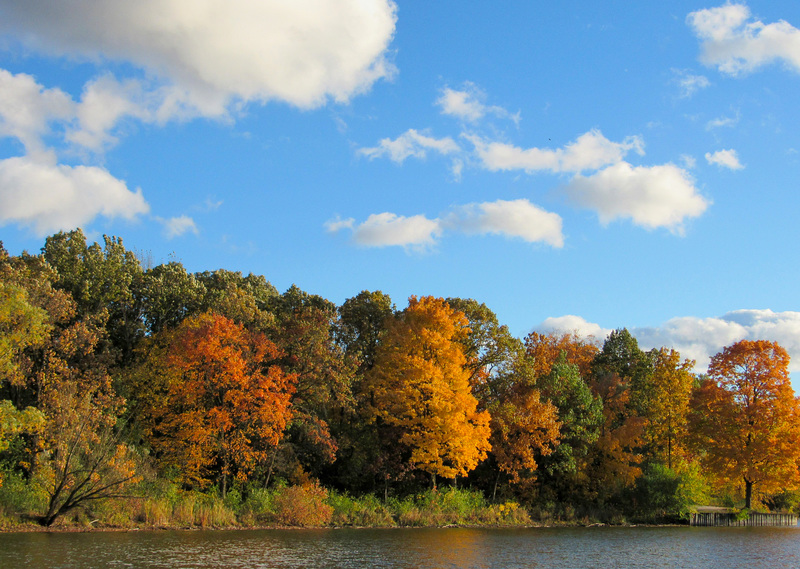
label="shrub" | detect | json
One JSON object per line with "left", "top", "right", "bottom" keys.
{"left": 328, "top": 491, "right": 394, "bottom": 527}
{"left": 271, "top": 481, "right": 333, "bottom": 527}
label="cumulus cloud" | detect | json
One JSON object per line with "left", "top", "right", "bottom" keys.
{"left": 536, "top": 309, "right": 800, "bottom": 375}
{"left": 359, "top": 129, "right": 460, "bottom": 163}
{"left": 436, "top": 82, "right": 519, "bottom": 124}
{"left": 563, "top": 162, "right": 710, "bottom": 233}
{"left": 0, "top": 69, "right": 74, "bottom": 157}
{"left": 349, "top": 212, "right": 442, "bottom": 250}
{"left": 0, "top": 155, "right": 149, "bottom": 236}
{"left": 67, "top": 75, "right": 155, "bottom": 151}
{"left": 472, "top": 129, "right": 644, "bottom": 174}
{"left": 706, "top": 149, "right": 744, "bottom": 169}
{"left": 0, "top": 0, "right": 398, "bottom": 114}
{"left": 446, "top": 199, "right": 564, "bottom": 247}
{"left": 688, "top": 3, "right": 800, "bottom": 75}
{"left": 328, "top": 199, "right": 565, "bottom": 250}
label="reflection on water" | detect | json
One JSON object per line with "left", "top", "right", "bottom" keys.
{"left": 1, "top": 526, "right": 799, "bottom": 569}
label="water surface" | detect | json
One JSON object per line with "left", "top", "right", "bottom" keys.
{"left": 1, "top": 526, "right": 798, "bottom": 568}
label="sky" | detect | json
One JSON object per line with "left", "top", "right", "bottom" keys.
{"left": 1, "top": 1, "right": 800, "bottom": 381}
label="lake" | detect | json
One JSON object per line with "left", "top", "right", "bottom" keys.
{"left": 1, "top": 526, "right": 798, "bottom": 568}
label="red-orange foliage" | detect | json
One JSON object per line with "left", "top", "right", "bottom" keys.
{"left": 690, "top": 340, "right": 800, "bottom": 508}
{"left": 490, "top": 384, "right": 560, "bottom": 486}
{"left": 138, "top": 312, "right": 297, "bottom": 491}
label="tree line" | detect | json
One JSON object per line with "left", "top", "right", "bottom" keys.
{"left": 1, "top": 229, "right": 799, "bottom": 526}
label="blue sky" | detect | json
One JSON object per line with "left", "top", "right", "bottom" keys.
{"left": 1, "top": 1, "right": 800, "bottom": 379}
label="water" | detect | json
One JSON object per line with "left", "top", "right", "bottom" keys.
{"left": 1, "top": 526, "right": 798, "bottom": 569}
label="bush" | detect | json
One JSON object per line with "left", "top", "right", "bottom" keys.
{"left": 271, "top": 481, "right": 333, "bottom": 527}
{"left": 0, "top": 469, "right": 46, "bottom": 524}
{"left": 388, "top": 488, "right": 530, "bottom": 527}
{"left": 238, "top": 487, "right": 276, "bottom": 525}
{"left": 328, "top": 491, "right": 394, "bottom": 527}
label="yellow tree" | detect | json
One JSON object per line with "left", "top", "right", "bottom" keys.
{"left": 690, "top": 340, "right": 800, "bottom": 509}
{"left": 640, "top": 348, "right": 695, "bottom": 469}
{"left": 367, "top": 296, "right": 491, "bottom": 486}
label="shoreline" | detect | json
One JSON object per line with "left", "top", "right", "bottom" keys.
{"left": 0, "top": 521, "right": 690, "bottom": 534}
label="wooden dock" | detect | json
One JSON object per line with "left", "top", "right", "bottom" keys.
{"left": 690, "top": 507, "right": 798, "bottom": 527}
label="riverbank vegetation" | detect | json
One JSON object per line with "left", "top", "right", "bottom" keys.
{"left": 2, "top": 230, "right": 800, "bottom": 530}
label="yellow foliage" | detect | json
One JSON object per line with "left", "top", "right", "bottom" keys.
{"left": 367, "top": 296, "right": 491, "bottom": 480}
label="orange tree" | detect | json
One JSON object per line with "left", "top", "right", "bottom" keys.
{"left": 689, "top": 340, "right": 800, "bottom": 509}
{"left": 133, "top": 312, "right": 297, "bottom": 495}
{"left": 366, "top": 296, "right": 491, "bottom": 487}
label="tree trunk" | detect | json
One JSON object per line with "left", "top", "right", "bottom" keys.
{"left": 745, "top": 479, "right": 753, "bottom": 509}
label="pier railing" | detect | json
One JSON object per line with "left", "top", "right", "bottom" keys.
{"left": 690, "top": 511, "right": 798, "bottom": 527}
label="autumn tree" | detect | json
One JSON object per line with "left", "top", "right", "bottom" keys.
{"left": 585, "top": 330, "right": 650, "bottom": 500}
{"left": 35, "top": 370, "right": 139, "bottom": 526}
{"left": 639, "top": 348, "right": 695, "bottom": 469}
{"left": 524, "top": 331, "right": 599, "bottom": 380}
{"left": 689, "top": 340, "right": 800, "bottom": 509}
{"left": 367, "top": 296, "right": 491, "bottom": 487}
{"left": 133, "top": 312, "right": 297, "bottom": 495}
{"left": 485, "top": 350, "right": 560, "bottom": 495}
{"left": 267, "top": 285, "right": 356, "bottom": 481}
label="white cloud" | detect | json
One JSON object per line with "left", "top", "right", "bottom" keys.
{"left": 330, "top": 199, "right": 564, "bottom": 250}
{"left": 0, "top": 155, "right": 149, "bottom": 236}
{"left": 0, "top": 69, "right": 75, "bottom": 157}
{"left": 446, "top": 199, "right": 564, "bottom": 247}
{"left": 706, "top": 148, "right": 744, "bottom": 169}
{"left": 673, "top": 69, "right": 711, "bottom": 98}
{"left": 359, "top": 129, "right": 460, "bottom": 163}
{"left": 161, "top": 215, "right": 199, "bottom": 239}
{"left": 688, "top": 3, "right": 800, "bottom": 75}
{"left": 563, "top": 162, "right": 710, "bottom": 233}
{"left": 351, "top": 212, "right": 442, "bottom": 250}
{"left": 67, "top": 75, "right": 154, "bottom": 151}
{"left": 0, "top": 0, "right": 398, "bottom": 113}
{"left": 535, "top": 315, "right": 611, "bottom": 343}
{"left": 537, "top": 309, "right": 800, "bottom": 375}
{"left": 436, "top": 82, "right": 519, "bottom": 124}
{"left": 472, "top": 129, "right": 644, "bottom": 174}
{"left": 633, "top": 310, "right": 800, "bottom": 375}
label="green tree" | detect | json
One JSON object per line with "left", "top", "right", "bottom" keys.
{"left": 337, "top": 290, "right": 394, "bottom": 373}
{"left": 42, "top": 229, "right": 145, "bottom": 363}
{"left": 267, "top": 285, "right": 356, "bottom": 481}
{"left": 137, "top": 262, "right": 206, "bottom": 334}
{"left": 535, "top": 354, "right": 603, "bottom": 502}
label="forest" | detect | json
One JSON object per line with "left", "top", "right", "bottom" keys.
{"left": 1, "top": 229, "right": 800, "bottom": 528}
